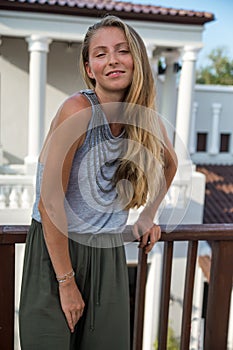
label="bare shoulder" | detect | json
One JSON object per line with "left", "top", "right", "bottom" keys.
{"left": 39, "top": 92, "right": 92, "bottom": 161}
{"left": 51, "top": 92, "right": 92, "bottom": 131}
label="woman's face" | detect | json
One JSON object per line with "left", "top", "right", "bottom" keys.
{"left": 85, "top": 26, "right": 134, "bottom": 101}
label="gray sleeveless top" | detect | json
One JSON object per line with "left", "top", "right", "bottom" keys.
{"left": 32, "top": 89, "right": 129, "bottom": 234}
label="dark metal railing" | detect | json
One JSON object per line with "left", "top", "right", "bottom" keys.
{"left": 131, "top": 224, "right": 233, "bottom": 350}
{"left": 0, "top": 224, "right": 233, "bottom": 350}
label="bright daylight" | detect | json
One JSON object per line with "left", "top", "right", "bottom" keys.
{"left": 0, "top": 1, "right": 232, "bottom": 350}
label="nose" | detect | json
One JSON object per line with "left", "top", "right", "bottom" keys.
{"left": 108, "top": 51, "right": 119, "bottom": 65}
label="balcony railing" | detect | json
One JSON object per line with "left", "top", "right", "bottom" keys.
{"left": 0, "top": 224, "right": 233, "bottom": 350}
{"left": 0, "top": 175, "right": 35, "bottom": 225}
{"left": 0, "top": 175, "right": 35, "bottom": 209}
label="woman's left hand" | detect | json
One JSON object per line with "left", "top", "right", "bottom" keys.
{"left": 133, "top": 216, "right": 161, "bottom": 254}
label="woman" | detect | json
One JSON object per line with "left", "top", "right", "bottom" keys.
{"left": 19, "top": 15, "right": 177, "bottom": 350}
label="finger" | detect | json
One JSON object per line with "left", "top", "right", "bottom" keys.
{"left": 139, "top": 232, "right": 149, "bottom": 248}
{"left": 154, "top": 225, "right": 161, "bottom": 241}
{"left": 77, "top": 308, "right": 84, "bottom": 318}
{"left": 144, "top": 226, "right": 161, "bottom": 254}
{"left": 71, "top": 306, "right": 85, "bottom": 325}
{"left": 78, "top": 302, "right": 85, "bottom": 318}
{"left": 65, "top": 311, "right": 75, "bottom": 333}
{"left": 132, "top": 223, "right": 140, "bottom": 241}
{"left": 144, "top": 235, "right": 155, "bottom": 253}
{"left": 71, "top": 311, "right": 79, "bottom": 326}
{"left": 80, "top": 309, "right": 84, "bottom": 317}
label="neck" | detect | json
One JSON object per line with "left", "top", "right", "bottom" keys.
{"left": 94, "top": 88, "right": 126, "bottom": 104}
{"left": 95, "top": 89, "right": 125, "bottom": 123}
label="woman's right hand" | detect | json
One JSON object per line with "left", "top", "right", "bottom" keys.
{"left": 58, "top": 278, "right": 85, "bottom": 333}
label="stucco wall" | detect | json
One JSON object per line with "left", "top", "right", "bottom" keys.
{"left": 1, "top": 37, "right": 29, "bottom": 163}
{"left": 194, "top": 86, "right": 233, "bottom": 133}
{"left": 192, "top": 85, "right": 233, "bottom": 164}
{"left": 0, "top": 37, "right": 84, "bottom": 163}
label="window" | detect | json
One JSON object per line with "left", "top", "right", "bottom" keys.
{"left": 220, "top": 134, "right": 230, "bottom": 152}
{"left": 196, "top": 133, "right": 207, "bottom": 152}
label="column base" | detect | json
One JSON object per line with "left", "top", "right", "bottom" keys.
{"left": 175, "top": 159, "right": 195, "bottom": 182}
{"left": 159, "top": 167, "right": 206, "bottom": 226}
{"left": 24, "top": 155, "right": 38, "bottom": 175}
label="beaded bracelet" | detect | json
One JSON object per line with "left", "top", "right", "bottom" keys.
{"left": 56, "top": 270, "right": 75, "bottom": 284}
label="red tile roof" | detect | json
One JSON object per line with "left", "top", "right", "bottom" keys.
{"left": 197, "top": 165, "right": 233, "bottom": 224}
{"left": 198, "top": 255, "right": 211, "bottom": 282}
{"left": 0, "top": 0, "right": 215, "bottom": 25}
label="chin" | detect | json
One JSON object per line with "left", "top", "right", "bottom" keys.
{"left": 109, "top": 82, "right": 131, "bottom": 91}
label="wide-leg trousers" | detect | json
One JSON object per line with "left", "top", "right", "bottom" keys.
{"left": 19, "top": 219, "right": 130, "bottom": 350}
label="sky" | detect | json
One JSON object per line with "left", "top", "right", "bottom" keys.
{"left": 127, "top": 0, "right": 233, "bottom": 68}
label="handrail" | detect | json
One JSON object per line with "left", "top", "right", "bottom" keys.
{"left": 132, "top": 225, "right": 233, "bottom": 350}
{"left": 0, "top": 224, "right": 233, "bottom": 350}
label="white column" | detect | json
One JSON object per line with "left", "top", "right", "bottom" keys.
{"left": 208, "top": 103, "right": 221, "bottom": 155}
{"left": 146, "top": 44, "right": 158, "bottom": 77}
{"left": 175, "top": 46, "right": 200, "bottom": 164}
{"left": 25, "top": 35, "right": 51, "bottom": 174}
{"left": 189, "top": 102, "right": 199, "bottom": 154}
{"left": 160, "top": 50, "right": 180, "bottom": 144}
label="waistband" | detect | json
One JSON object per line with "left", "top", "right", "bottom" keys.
{"left": 68, "top": 231, "right": 124, "bottom": 248}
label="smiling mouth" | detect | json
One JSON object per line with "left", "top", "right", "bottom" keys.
{"left": 106, "top": 70, "right": 124, "bottom": 76}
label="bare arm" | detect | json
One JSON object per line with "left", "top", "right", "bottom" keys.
{"left": 133, "top": 118, "right": 178, "bottom": 253}
{"left": 38, "top": 94, "right": 91, "bottom": 332}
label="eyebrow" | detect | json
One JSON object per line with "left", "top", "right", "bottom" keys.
{"left": 92, "top": 42, "right": 129, "bottom": 52}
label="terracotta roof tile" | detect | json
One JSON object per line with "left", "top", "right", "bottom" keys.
{"left": 198, "top": 255, "right": 211, "bottom": 282}
{"left": 0, "top": 0, "right": 215, "bottom": 25}
{"left": 197, "top": 165, "right": 233, "bottom": 224}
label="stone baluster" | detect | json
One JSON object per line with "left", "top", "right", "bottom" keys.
{"left": 9, "top": 187, "right": 20, "bottom": 209}
{"left": 21, "top": 187, "right": 31, "bottom": 209}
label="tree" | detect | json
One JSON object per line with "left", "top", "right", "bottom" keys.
{"left": 154, "top": 325, "right": 180, "bottom": 350}
{"left": 196, "top": 47, "right": 233, "bottom": 85}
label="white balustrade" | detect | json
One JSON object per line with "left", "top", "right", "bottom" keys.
{"left": 163, "top": 179, "right": 190, "bottom": 209}
{"left": 0, "top": 175, "right": 35, "bottom": 224}
{"left": 0, "top": 175, "right": 35, "bottom": 209}
{"left": 0, "top": 174, "right": 199, "bottom": 226}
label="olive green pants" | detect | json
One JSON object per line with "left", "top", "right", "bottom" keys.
{"left": 19, "top": 220, "right": 130, "bottom": 350}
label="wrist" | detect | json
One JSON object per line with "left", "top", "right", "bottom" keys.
{"left": 56, "top": 270, "right": 75, "bottom": 284}
{"left": 58, "top": 276, "right": 75, "bottom": 288}
{"left": 139, "top": 208, "right": 155, "bottom": 222}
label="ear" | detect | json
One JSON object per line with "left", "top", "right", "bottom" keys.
{"left": 85, "top": 62, "right": 95, "bottom": 79}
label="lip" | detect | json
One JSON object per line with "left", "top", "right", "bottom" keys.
{"left": 106, "top": 70, "right": 125, "bottom": 77}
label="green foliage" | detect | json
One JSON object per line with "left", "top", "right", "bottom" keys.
{"left": 154, "top": 325, "right": 180, "bottom": 350}
{"left": 196, "top": 47, "right": 233, "bottom": 85}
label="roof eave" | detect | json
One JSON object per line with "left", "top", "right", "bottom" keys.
{"left": 0, "top": 3, "right": 215, "bottom": 26}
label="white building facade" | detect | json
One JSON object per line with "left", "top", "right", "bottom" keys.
{"left": 0, "top": 2, "right": 214, "bottom": 226}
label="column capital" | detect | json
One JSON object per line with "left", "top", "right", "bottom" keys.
{"left": 212, "top": 102, "right": 222, "bottom": 113}
{"left": 145, "top": 44, "right": 156, "bottom": 60}
{"left": 26, "top": 35, "right": 52, "bottom": 53}
{"left": 145, "top": 44, "right": 159, "bottom": 76}
{"left": 181, "top": 46, "right": 201, "bottom": 62}
{"left": 162, "top": 49, "right": 180, "bottom": 66}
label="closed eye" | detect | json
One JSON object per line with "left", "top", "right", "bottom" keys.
{"left": 96, "top": 53, "right": 106, "bottom": 57}
{"left": 119, "top": 50, "right": 130, "bottom": 54}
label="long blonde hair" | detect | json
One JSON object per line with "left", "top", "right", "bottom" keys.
{"left": 80, "top": 15, "right": 165, "bottom": 210}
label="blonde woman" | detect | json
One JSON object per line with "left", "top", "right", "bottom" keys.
{"left": 19, "top": 15, "right": 177, "bottom": 350}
